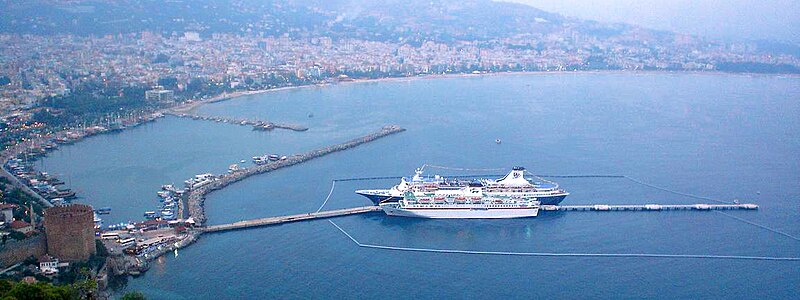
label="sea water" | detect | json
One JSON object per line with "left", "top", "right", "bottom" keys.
{"left": 42, "top": 73, "right": 799, "bottom": 299}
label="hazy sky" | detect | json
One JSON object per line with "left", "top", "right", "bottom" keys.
{"left": 503, "top": 0, "right": 800, "bottom": 44}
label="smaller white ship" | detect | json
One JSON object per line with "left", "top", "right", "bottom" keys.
{"left": 379, "top": 192, "right": 540, "bottom": 219}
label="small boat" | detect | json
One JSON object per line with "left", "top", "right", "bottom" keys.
{"left": 495, "top": 139, "right": 502, "bottom": 144}
{"left": 240, "top": 160, "right": 246, "bottom": 163}
{"left": 268, "top": 154, "right": 280, "bottom": 161}
{"left": 253, "top": 155, "right": 269, "bottom": 165}
{"left": 95, "top": 207, "right": 112, "bottom": 214}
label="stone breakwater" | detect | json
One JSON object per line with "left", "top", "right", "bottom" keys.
{"left": 166, "top": 112, "right": 309, "bottom": 132}
{"left": 187, "top": 125, "right": 405, "bottom": 225}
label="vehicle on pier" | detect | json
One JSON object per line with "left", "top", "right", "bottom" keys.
{"left": 357, "top": 167, "right": 569, "bottom": 205}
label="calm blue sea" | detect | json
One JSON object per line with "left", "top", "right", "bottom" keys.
{"left": 42, "top": 73, "right": 800, "bottom": 299}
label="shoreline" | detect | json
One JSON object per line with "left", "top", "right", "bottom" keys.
{"left": 176, "top": 70, "right": 800, "bottom": 111}
{"left": 98, "top": 125, "right": 405, "bottom": 283}
{"left": 4, "top": 68, "right": 795, "bottom": 213}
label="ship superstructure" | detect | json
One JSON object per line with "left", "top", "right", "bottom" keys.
{"left": 356, "top": 166, "right": 568, "bottom": 205}
{"left": 379, "top": 191, "right": 540, "bottom": 219}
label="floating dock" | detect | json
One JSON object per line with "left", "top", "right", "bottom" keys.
{"left": 203, "top": 206, "right": 381, "bottom": 233}
{"left": 541, "top": 203, "right": 758, "bottom": 211}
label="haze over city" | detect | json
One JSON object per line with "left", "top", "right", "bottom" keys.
{"left": 0, "top": 1, "right": 797, "bottom": 299}
{"left": 506, "top": 0, "right": 800, "bottom": 43}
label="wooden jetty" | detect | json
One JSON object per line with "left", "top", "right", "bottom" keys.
{"left": 203, "top": 206, "right": 381, "bottom": 233}
{"left": 541, "top": 203, "right": 758, "bottom": 212}
{"left": 166, "top": 112, "right": 309, "bottom": 132}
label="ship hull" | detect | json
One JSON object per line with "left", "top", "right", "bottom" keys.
{"left": 359, "top": 190, "right": 567, "bottom": 206}
{"left": 380, "top": 203, "right": 539, "bottom": 219}
{"left": 356, "top": 190, "right": 402, "bottom": 204}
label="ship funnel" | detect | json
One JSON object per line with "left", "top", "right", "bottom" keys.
{"left": 412, "top": 168, "right": 424, "bottom": 181}
{"left": 496, "top": 167, "right": 529, "bottom": 186}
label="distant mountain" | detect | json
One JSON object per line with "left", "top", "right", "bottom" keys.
{"left": 2, "top": 0, "right": 798, "bottom": 67}
{"left": 0, "top": 0, "right": 600, "bottom": 42}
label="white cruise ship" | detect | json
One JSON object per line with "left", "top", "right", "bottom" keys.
{"left": 357, "top": 167, "right": 569, "bottom": 205}
{"left": 379, "top": 191, "right": 540, "bottom": 219}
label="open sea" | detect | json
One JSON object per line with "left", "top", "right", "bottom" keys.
{"left": 40, "top": 73, "right": 799, "bottom": 299}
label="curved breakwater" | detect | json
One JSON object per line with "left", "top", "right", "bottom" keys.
{"left": 186, "top": 125, "right": 405, "bottom": 225}
{"left": 166, "top": 112, "right": 309, "bottom": 132}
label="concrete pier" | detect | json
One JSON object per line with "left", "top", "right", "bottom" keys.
{"left": 203, "top": 202, "right": 758, "bottom": 233}
{"left": 203, "top": 206, "right": 381, "bottom": 233}
{"left": 186, "top": 125, "right": 405, "bottom": 225}
{"left": 540, "top": 203, "right": 758, "bottom": 211}
{"left": 166, "top": 112, "right": 309, "bottom": 132}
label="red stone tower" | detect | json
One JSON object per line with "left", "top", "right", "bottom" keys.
{"left": 43, "top": 204, "right": 96, "bottom": 261}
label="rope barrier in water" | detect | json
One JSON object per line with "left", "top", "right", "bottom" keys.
{"left": 333, "top": 176, "right": 403, "bottom": 182}
{"left": 332, "top": 174, "right": 626, "bottom": 182}
{"left": 328, "top": 220, "right": 800, "bottom": 262}
{"left": 421, "top": 164, "right": 507, "bottom": 172}
{"left": 622, "top": 176, "right": 731, "bottom": 204}
{"left": 714, "top": 211, "right": 800, "bottom": 242}
{"left": 315, "top": 181, "right": 336, "bottom": 213}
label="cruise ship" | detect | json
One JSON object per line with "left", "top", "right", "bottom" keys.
{"left": 356, "top": 167, "right": 569, "bottom": 205}
{"left": 379, "top": 191, "right": 540, "bottom": 219}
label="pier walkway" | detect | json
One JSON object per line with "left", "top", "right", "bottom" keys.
{"left": 203, "top": 205, "right": 381, "bottom": 233}
{"left": 203, "top": 202, "right": 757, "bottom": 233}
{"left": 542, "top": 203, "right": 758, "bottom": 211}
{"left": 166, "top": 112, "right": 308, "bottom": 131}
{"left": 186, "top": 125, "right": 405, "bottom": 225}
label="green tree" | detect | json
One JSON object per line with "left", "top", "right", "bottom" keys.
{"left": 120, "top": 291, "right": 146, "bottom": 300}
{"left": 4, "top": 282, "right": 75, "bottom": 300}
{"left": 70, "top": 268, "right": 96, "bottom": 300}
{"left": 0, "top": 279, "right": 12, "bottom": 295}
{"left": 8, "top": 231, "right": 26, "bottom": 241}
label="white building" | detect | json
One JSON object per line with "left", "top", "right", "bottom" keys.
{"left": 38, "top": 255, "right": 59, "bottom": 275}
{"left": 145, "top": 88, "right": 175, "bottom": 103}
